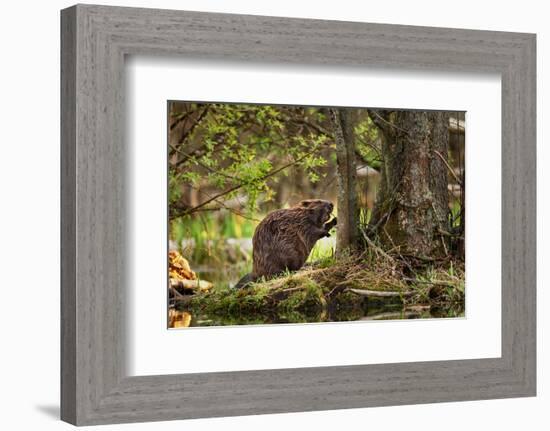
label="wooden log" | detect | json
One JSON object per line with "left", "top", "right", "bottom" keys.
{"left": 169, "top": 278, "right": 213, "bottom": 291}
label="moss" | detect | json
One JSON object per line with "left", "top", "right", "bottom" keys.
{"left": 178, "top": 251, "right": 465, "bottom": 323}
{"left": 334, "top": 291, "right": 362, "bottom": 307}
{"left": 276, "top": 279, "right": 326, "bottom": 313}
{"left": 188, "top": 285, "right": 271, "bottom": 316}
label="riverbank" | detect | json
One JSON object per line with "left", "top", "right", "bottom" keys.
{"left": 169, "top": 249, "right": 465, "bottom": 327}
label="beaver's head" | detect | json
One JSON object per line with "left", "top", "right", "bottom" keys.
{"left": 297, "top": 199, "right": 334, "bottom": 227}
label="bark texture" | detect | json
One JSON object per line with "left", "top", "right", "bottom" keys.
{"left": 330, "top": 108, "right": 359, "bottom": 254}
{"left": 369, "top": 110, "right": 450, "bottom": 259}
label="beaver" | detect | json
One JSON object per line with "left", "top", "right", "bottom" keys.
{"left": 235, "top": 199, "right": 337, "bottom": 288}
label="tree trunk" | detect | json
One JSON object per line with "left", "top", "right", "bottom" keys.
{"left": 330, "top": 108, "right": 359, "bottom": 254}
{"left": 368, "top": 110, "right": 450, "bottom": 259}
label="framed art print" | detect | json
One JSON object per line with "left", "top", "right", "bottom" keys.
{"left": 61, "top": 4, "right": 536, "bottom": 425}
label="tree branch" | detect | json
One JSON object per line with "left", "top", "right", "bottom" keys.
{"left": 433, "top": 149, "right": 462, "bottom": 186}
{"left": 169, "top": 144, "right": 238, "bottom": 182}
{"left": 177, "top": 106, "right": 210, "bottom": 145}
{"left": 175, "top": 152, "right": 313, "bottom": 218}
{"left": 367, "top": 109, "right": 409, "bottom": 137}
{"left": 169, "top": 110, "right": 193, "bottom": 131}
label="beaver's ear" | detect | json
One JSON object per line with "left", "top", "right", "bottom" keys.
{"left": 299, "top": 200, "right": 313, "bottom": 208}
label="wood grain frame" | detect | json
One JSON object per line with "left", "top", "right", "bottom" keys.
{"left": 61, "top": 4, "right": 536, "bottom": 425}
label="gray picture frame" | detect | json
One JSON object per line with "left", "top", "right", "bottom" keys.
{"left": 61, "top": 4, "right": 536, "bottom": 426}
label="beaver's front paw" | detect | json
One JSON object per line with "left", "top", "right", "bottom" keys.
{"left": 323, "top": 217, "right": 337, "bottom": 236}
{"left": 325, "top": 217, "right": 337, "bottom": 229}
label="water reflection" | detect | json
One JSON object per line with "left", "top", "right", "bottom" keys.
{"left": 168, "top": 309, "right": 192, "bottom": 328}
{"left": 168, "top": 302, "right": 464, "bottom": 328}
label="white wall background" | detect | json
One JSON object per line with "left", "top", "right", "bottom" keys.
{"left": 0, "top": 0, "right": 545, "bottom": 430}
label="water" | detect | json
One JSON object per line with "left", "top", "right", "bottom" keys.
{"left": 168, "top": 301, "right": 464, "bottom": 328}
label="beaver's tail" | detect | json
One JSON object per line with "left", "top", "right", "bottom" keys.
{"left": 234, "top": 273, "right": 255, "bottom": 289}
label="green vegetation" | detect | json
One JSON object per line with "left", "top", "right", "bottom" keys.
{"left": 169, "top": 103, "right": 336, "bottom": 219}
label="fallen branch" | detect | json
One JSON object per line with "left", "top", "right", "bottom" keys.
{"left": 347, "top": 288, "right": 414, "bottom": 298}
{"left": 169, "top": 286, "right": 187, "bottom": 299}
{"left": 360, "top": 311, "right": 421, "bottom": 320}
{"left": 399, "top": 253, "right": 445, "bottom": 262}
{"left": 402, "top": 277, "right": 457, "bottom": 287}
{"left": 360, "top": 226, "right": 394, "bottom": 262}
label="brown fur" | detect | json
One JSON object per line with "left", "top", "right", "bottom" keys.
{"left": 235, "top": 199, "right": 336, "bottom": 288}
